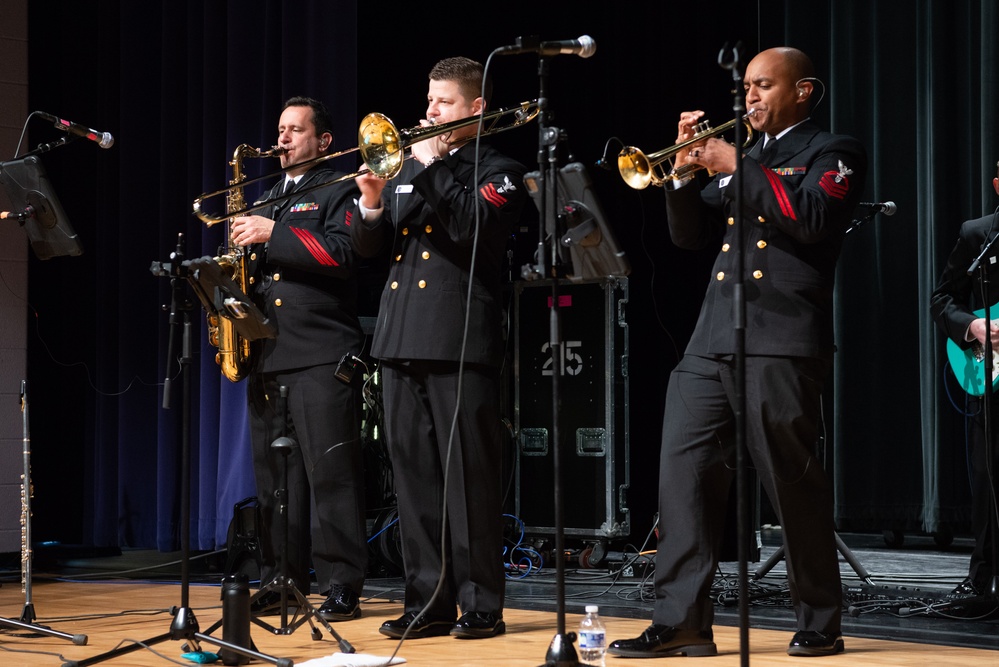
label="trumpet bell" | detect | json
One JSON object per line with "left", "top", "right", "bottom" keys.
{"left": 359, "top": 112, "right": 405, "bottom": 180}
{"left": 617, "top": 147, "right": 655, "bottom": 190}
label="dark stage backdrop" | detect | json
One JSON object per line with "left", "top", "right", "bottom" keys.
{"left": 16, "top": 1, "right": 999, "bottom": 553}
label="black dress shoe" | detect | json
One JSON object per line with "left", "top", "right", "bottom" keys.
{"left": 607, "top": 624, "right": 717, "bottom": 657}
{"left": 451, "top": 611, "right": 506, "bottom": 639}
{"left": 317, "top": 584, "right": 360, "bottom": 621}
{"left": 379, "top": 611, "right": 455, "bottom": 639}
{"left": 250, "top": 590, "right": 297, "bottom": 616}
{"left": 787, "top": 630, "right": 844, "bottom": 656}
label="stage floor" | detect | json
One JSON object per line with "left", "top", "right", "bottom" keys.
{"left": 2, "top": 530, "right": 997, "bottom": 665}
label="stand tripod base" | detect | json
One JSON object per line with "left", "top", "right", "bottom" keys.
{"left": 540, "top": 631, "right": 580, "bottom": 666}
{"left": 203, "top": 578, "right": 355, "bottom": 655}
{"left": 62, "top": 605, "right": 291, "bottom": 667}
{"left": 754, "top": 532, "right": 873, "bottom": 585}
{"left": 1, "top": 613, "right": 88, "bottom": 645}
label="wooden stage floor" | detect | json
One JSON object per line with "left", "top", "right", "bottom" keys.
{"left": 2, "top": 578, "right": 998, "bottom": 666}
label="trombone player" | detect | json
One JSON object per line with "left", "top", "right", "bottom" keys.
{"left": 609, "top": 47, "right": 867, "bottom": 658}
{"left": 351, "top": 56, "right": 527, "bottom": 640}
{"left": 230, "top": 96, "right": 368, "bottom": 622}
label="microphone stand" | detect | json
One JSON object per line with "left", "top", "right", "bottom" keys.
{"left": 718, "top": 43, "right": 750, "bottom": 667}
{"left": 966, "top": 217, "right": 999, "bottom": 601}
{"left": 64, "top": 235, "right": 288, "bottom": 667}
{"left": 845, "top": 210, "right": 876, "bottom": 235}
{"left": 532, "top": 55, "right": 578, "bottom": 667}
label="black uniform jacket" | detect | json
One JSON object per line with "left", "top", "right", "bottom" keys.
{"left": 666, "top": 120, "right": 867, "bottom": 360}
{"left": 350, "top": 142, "right": 527, "bottom": 367}
{"left": 246, "top": 162, "right": 364, "bottom": 373}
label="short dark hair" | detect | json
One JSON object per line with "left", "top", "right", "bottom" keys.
{"left": 283, "top": 96, "right": 334, "bottom": 148}
{"left": 429, "top": 57, "right": 492, "bottom": 105}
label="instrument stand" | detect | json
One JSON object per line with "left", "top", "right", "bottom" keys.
{"left": 0, "top": 381, "right": 88, "bottom": 647}
{"left": 63, "top": 235, "right": 288, "bottom": 667}
{"left": 204, "top": 387, "right": 355, "bottom": 653}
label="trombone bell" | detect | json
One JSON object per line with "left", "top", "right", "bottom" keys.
{"left": 359, "top": 113, "right": 404, "bottom": 180}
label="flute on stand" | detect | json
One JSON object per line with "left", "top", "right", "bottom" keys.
{"left": 0, "top": 380, "right": 88, "bottom": 645}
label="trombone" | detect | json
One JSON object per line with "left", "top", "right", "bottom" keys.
{"left": 192, "top": 100, "right": 540, "bottom": 225}
{"left": 617, "top": 113, "right": 755, "bottom": 190}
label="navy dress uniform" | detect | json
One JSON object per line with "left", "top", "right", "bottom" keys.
{"left": 245, "top": 161, "right": 368, "bottom": 606}
{"left": 652, "top": 120, "right": 867, "bottom": 638}
{"left": 351, "top": 141, "right": 527, "bottom": 632}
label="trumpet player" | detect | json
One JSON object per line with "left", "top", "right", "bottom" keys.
{"left": 231, "top": 96, "right": 368, "bottom": 622}
{"left": 610, "top": 47, "right": 867, "bottom": 659}
{"left": 351, "top": 56, "right": 527, "bottom": 640}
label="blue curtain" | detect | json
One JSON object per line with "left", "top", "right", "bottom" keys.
{"left": 26, "top": 0, "right": 358, "bottom": 550}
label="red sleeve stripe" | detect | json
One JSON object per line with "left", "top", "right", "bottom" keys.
{"left": 290, "top": 226, "right": 339, "bottom": 266}
{"left": 818, "top": 172, "right": 850, "bottom": 199}
{"left": 761, "top": 166, "right": 797, "bottom": 221}
{"left": 344, "top": 210, "right": 353, "bottom": 226}
{"left": 480, "top": 182, "right": 507, "bottom": 207}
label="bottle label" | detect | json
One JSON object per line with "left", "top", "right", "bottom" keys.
{"left": 579, "top": 630, "right": 605, "bottom": 649}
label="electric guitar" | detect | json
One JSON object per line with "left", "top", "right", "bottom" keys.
{"left": 946, "top": 309, "right": 999, "bottom": 396}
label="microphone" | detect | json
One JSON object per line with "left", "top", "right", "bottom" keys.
{"left": 498, "top": 35, "right": 597, "bottom": 58}
{"left": 37, "top": 112, "right": 114, "bottom": 149}
{"left": 858, "top": 201, "right": 897, "bottom": 216}
{"left": 538, "top": 36, "right": 597, "bottom": 58}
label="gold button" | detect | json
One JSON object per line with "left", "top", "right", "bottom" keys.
{"left": 274, "top": 298, "right": 283, "bottom": 306}
{"left": 757, "top": 240, "right": 767, "bottom": 249}
{"left": 425, "top": 224, "right": 433, "bottom": 233}
{"left": 248, "top": 276, "right": 255, "bottom": 285}
{"left": 418, "top": 280, "right": 427, "bottom": 288}
{"left": 273, "top": 272, "right": 281, "bottom": 281}
{"left": 721, "top": 243, "right": 730, "bottom": 252}
{"left": 716, "top": 272, "right": 725, "bottom": 281}
{"left": 395, "top": 254, "right": 402, "bottom": 262}
{"left": 422, "top": 251, "right": 430, "bottom": 260}
{"left": 250, "top": 252, "right": 257, "bottom": 261}
{"left": 402, "top": 227, "right": 409, "bottom": 236}
{"left": 727, "top": 217, "right": 734, "bottom": 226}
{"left": 390, "top": 281, "right": 399, "bottom": 290}
{"left": 753, "top": 270, "right": 763, "bottom": 279}
{"left": 758, "top": 215, "right": 766, "bottom": 223}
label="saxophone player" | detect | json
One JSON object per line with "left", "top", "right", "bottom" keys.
{"left": 230, "top": 96, "right": 367, "bottom": 621}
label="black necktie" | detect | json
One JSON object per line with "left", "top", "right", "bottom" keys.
{"left": 758, "top": 138, "right": 778, "bottom": 166}
{"left": 282, "top": 178, "right": 295, "bottom": 196}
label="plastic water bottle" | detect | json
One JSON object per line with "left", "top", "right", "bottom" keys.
{"left": 578, "top": 605, "right": 607, "bottom": 666}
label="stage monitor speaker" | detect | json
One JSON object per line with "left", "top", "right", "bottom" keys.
{"left": 514, "top": 277, "right": 630, "bottom": 539}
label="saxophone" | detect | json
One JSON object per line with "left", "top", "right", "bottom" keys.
{"left": 208, "top": 144, "right": 284, "bottom": 382}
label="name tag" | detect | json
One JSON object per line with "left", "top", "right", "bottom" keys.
{"left": 395, "top": 184, "right": 414, "bottom": 194}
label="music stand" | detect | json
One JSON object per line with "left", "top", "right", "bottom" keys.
{"left": 0, "top": 156, "right": 83, "bottom": 260}
{"left": 186, "top": 255, "right": 276, "bottom": 343}
{"left": 523, "top": 161, "right": 631, "bottom": 282}
{"left": 63, "top": 236, "right": 288, "bottom": 667}
{"left": 516, "top": 53, "right": 628, "bottom": 665}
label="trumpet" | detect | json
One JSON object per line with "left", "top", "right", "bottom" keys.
{"left": 192, "top": 100, "right": 540, "bottom": 225}
{"left": 617, "top": 112, "right": 755, "bottom": 190}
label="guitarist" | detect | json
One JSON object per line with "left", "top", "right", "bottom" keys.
{"left": 929, "top": 159, "right": 999, "bottom": 597}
